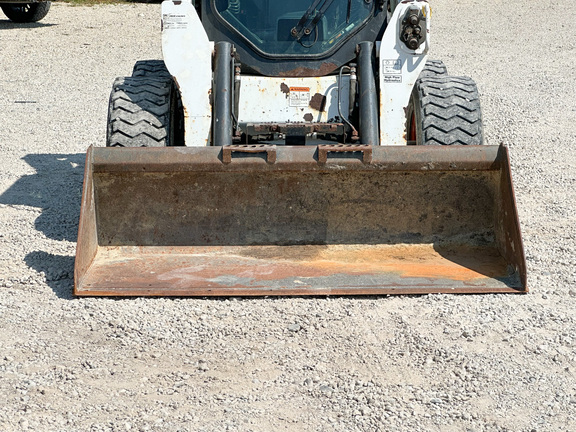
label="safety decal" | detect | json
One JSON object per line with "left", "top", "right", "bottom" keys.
{"left": 163, "top": 14, "right": 189, "bottom": 30}
{"left": 382, "top": 59, "right": 403, "bottom": 74}
{"left": 289, "top": 87, "right": 311, "bottom": 107}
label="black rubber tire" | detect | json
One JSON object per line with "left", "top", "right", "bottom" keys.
{"left": 404, "top": 61, "right": 448, "bottom": 145}
{"left": 406, "top": 75, "right": 483, "bottom": 146}
{"left": 132, "top": 60, "right": 172, "bottom": 79}
{"left": 404, "top": 60, "right": 448, "bottom": 143}
{"left": 129, "top": 60, "right": 186, "bottom": 146}
{"left": 419, "top": 60, "right": 448, "bottom": 78}
{"left": 1, "top": 2, "right": 51, "bottom": 22}
{"left": 106, "top": 76, "right": 184, "bottom": 147}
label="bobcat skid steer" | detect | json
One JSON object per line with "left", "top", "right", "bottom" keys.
{"left": 74, "top": 0, "right": 527, "bottom": 296}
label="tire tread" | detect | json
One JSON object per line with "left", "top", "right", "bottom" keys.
{"left": 415, "top": 75, "right": 483, "bottom": 146}
{"left": 106, "top": 77, "right": 172, "bottom": 147}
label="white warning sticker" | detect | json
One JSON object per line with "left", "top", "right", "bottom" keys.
{"left": 382, "top": 59, "right": 403, "bottom": 74}
{"left": 163, "top": 14, "right": 188, "bottom": 30}
{"left": 289, "top": 87, "right": 311, "bottom": 107}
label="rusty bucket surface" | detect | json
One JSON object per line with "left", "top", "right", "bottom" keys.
{"left": 74, "top": 145, "right": 526, "bottom": 296}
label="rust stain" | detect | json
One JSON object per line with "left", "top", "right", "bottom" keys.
{"left": 302, "top": 244, "right": 506, "bottom": 280}
{"left": 280, "top": 83, "right": 290, "bottom": 98}
{"left": 236, "top": 244, "right": 507, "bottom": 281}
{"left": 94, "top": 244, "right": 506, "bottom": 283}
{"left": 78, "top": 243, "right": 519, "bottom": 295}
{"left": 281, "top": 63, "right": 338, "bottom": 78}
{"left": 309, "top": 93, "right": 326, "bottom": 112}
{"left": 303, "top": 113, "right": 313, "bottom": 122}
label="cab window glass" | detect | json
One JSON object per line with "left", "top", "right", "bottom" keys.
{"left": 214, "top": 0, "right": 373, "bottom": 56}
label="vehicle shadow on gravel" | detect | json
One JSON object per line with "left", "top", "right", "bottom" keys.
{"left": 0, "top": 21, "right": 57, "bottom": 29}
{"left": 0, "top": 153, "right": 84, "bottom": 299}
{"left": 25, "top": 251, "right": 76, "bottom": 299}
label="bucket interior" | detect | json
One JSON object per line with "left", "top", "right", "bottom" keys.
{"left": 75, "top": 146, "right": 526, "bottom": 296}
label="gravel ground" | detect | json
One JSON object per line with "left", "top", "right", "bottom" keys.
{"left": 1, "top": 1, "right": 575, "bottom": 431}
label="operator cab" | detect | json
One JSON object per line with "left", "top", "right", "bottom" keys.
{"left": 199, "top": 0, "right": 386, "bottom": 76}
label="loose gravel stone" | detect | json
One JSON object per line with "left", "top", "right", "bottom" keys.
{"left": 287, "top": 324, "right": 301, "bottom": 332}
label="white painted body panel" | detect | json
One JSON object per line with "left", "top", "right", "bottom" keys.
{"left": 160, "top": 0, "right": 430, "bottom": 146}
{"left": 238, "top": 76, "right": 350, "bottom": 124}
{"left": 161, "top": 0, "right": 213, "bottom": 146}
{"left": 378, "top": 1, "right": 430, "bottom": 145}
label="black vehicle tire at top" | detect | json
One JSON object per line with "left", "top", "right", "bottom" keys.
{"left": 106, "top": 76, "right": 184, "bottom": 147}
{"left": 1, "top": 2, "right": 51, "bottom": 23}
{"left": 132, "top": 60, "right": 172, "bottom": 79}
{"left": 403, "top": 60, "right": 448, "bottom": 142}
{"left": 130, "top": 60, "right": 186, "bottom": 146}
{"left": 406, "top": 75, "right": 483, "bottom": 146}
{"left": 419, "top": 59, "right": 448, "bottom": 78}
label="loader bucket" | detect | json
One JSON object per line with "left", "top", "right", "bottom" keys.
{"left": 74, "top": 145, "right": 526, "bottom": 296}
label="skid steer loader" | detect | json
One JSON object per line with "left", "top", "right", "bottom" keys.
{"left": 74, "top": 0, "right": 526, "bottom": 296}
